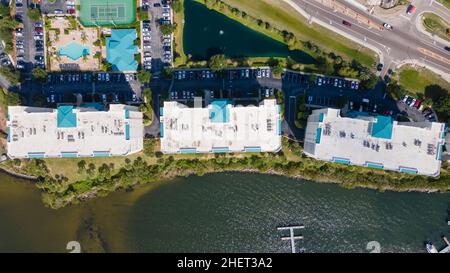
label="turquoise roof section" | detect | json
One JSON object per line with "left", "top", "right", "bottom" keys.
{"left": 106, "top": 29, "right": 138, "bottom": 71}
{"left": 367, "top": 162, "right": 384, "bottom": 169}
{"left": 400, "top": 167, "right": 418, "bottom": 174}
{"left": 245, "top": 147, "right": 261, "bottom": 153}
{"left": 333, "top": 157, "right": 350, "bottom": 164}
{"left": 124, "top": 109, "right": 130, "bottom": 119}
{"left": 319, "top": 112, "right": 324, "bottom": 122}
{"left": 93, "top": 151, "right": 111, "bottom": 157}
{"left": 210, "top": 100, "right": 230, "bottom": 123}
{"left": 58, "top": 42, "right": 89, "bottom": 60}
{"left": 28, "top": 152, "right": 45, "bottom": 158}
{"left": 125, "top": 124, "right": 130, "bottom": 140}
{"left": 371, "top": 115, "right": 393, "bottom": 140}
{"left": 212, "top": 147, "right": 229, "bottom": 153}
{"left": 315, "top": 128, "right": 322, "bottom": 144}
{"left": 57, "top": 105, "right": 77, "bottom": 128}
{"left": 179, "top": 148, "right": 197, "bottom": 154}
{"left": 160, "top": 122, "right": 164, "bottom": 138}
{"left": 61, "top": 152, "right": 78, "bottom": 158}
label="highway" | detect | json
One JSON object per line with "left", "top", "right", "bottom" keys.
{"left": 287, "top": 0, "right": 450, "bottom": 78}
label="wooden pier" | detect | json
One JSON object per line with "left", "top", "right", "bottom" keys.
{"left": 440, "top": 236, "right": 450, "bottom": 253}
{"left": 277, "top": 225, "right": 305, "bottom": 253}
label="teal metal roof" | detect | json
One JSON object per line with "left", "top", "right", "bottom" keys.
{"left": 57, "top": 105, "right": 77, "bottom": 128}
{"left": 58, "top": 42, "right": 89, "bottom": 61}
{"left": 371, "top": 115, "right": 393, "bottom": 139}
{"left": 106, "top": 29, "right": 138, "bottom": 71}
{"left": 210, "top": 100, "right": 230, "bottom": 123}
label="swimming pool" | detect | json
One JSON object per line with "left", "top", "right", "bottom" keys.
{"left": 58, "top": 42, "right": 90, "bottom": 61}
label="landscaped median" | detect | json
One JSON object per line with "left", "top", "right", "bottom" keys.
{"left": 421, "top": 12, "right": 450, "bottom": 42}
{"left": 1, "top": 138, "right": 449, "bottom": 209}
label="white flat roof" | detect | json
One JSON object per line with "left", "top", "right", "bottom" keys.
{"left": 304, "top": 108, "right": 445, "bottom": 176}
{"left": 160, "top": 99, "right": 282, "bottom": 154}
{"left": 7, "top": 104, "right": 143, "bottom": 158}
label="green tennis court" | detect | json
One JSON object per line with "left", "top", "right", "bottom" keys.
{"left": 79, "top": 0, "right": 136, "bottom": 27}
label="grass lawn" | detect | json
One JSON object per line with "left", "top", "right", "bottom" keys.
{"left": 219, "top": 0, "right": 376, "bottom": 67}
{"left": 398, "top": 65, "right": 450, "bottom": 95}
{"left": 173, "top": 0, "right": 188, "bottom": 67}
{"left": 422, "top": 12, "right": 450, "bottom": 42}
{"left": 437, "top": 0, "right": 450, "bottom": 9}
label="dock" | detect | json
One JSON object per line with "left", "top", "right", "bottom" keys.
{"left": 439, "top": 237, "right": 450, "bottom": 253}
{"left": 277, "top": 225, "right": 305, "bottom": 253}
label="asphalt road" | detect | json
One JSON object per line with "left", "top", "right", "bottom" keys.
{"left": 289, "top": 0, "right": 450, "bottom": 77}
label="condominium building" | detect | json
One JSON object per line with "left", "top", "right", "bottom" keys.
{"left": 304, "top": 108, "right": 446, "bottom": 176}
{"left": 7, "top": 104, "right": 143, "bottom": 158}
{"left": 160, "top": 99, "right": 282, "bottom": 154}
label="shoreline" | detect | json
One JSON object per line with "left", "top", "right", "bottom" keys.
{"left": 0, "top": 165, "right": 37, "bottom": 181}
{"left": 0, "top": 151, "right": 448, "bottom": 210}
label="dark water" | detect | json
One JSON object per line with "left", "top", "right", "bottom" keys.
{"left": 183, "top": 0, "right": 315, "bottom": 63}
{"left": 0, "top": 171, "right": 449, "bottom": 253}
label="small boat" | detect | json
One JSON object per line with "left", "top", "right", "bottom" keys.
{"left": 426, "top": 241, "right": 438, "bottom": 253}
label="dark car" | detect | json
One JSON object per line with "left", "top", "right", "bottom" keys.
{"left": 154, "top": 3, "right": 161, "bottom": 7}
{"left": 342, "top": 20, "right": 351, "bottom": 27}
{"left": 377, "top": 63, "right": 383, "bottom": 71}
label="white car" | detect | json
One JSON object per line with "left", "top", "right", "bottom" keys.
{"left": 317, "top": 77, "right": 322, "bottom": 86}
{"left": 144, "top": 57, "right": 152, "bottom": 61}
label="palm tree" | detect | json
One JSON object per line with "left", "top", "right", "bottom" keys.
{"left": 81, "top": 32, "right": 87, "bottom": 43}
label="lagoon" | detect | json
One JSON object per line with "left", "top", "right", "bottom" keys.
{"left": 183, "top": 0, "right": 315, "bottom": 64}
{"left": 0, "top": 172, "right": 448, "bottom": 252}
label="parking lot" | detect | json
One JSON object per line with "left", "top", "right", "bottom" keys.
{"left": 42, "top": 72, "right": 142, "bottom": 105}
{"left": 14, "top": 0, "right": 44, "bottom": 73}
{"left": 143, "top": 0, "right": 173, "bottom": 74}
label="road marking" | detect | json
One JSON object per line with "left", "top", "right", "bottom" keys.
{"left": 400, "top": 14, "right": 412, "bottom": 21}
{"left": 417, "top": 47, "right": 450, "bottom": 65}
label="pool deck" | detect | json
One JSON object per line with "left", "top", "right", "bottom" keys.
{"left": 47, "top": 16, "right": 101, "bottom": 71}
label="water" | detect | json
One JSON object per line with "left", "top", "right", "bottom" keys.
{"left": 183, "top": 0, "right": 315, "bottom": 63}
{"left": 0, "top": 171, "right": 449, "bottom": 253}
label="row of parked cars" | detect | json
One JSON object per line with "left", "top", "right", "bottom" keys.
{"left": 142, "top": 20, "right": 152, "bottom": 71}
{"left": 158, "top": 1, "right": 173, "bottom": 64}
{"left": 33, "top": 21, "right": 45, "bottom": 69}
{"left": 401, "top": 95, "right": 437, "bottom": 122}
{"left": 66, "top": 0, "right": 76, "bottom": 14}
{"left": 46, "top": 73, "right": 137, "bottom": 84}
{"left": 401, "top": 95, "right": 422, "bottom": 110}
{"left": 46, "top": 91, "right": 138, "bottom": 105}
{"left": 317, "top": 76, "right": 359, "bottom": 90}
{"left": 174, "top": 68, "right": 273, "bottom": 81}
{"left": 0, "top": 52, "right": 12, "bottom": 67}
{"left": 14, "top": 0, "right": 25, "bottom": 70}
{"left": 170, "top": 89, "right": 216, "bottom": 101}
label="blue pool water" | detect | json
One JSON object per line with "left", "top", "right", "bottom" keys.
{"left": 58, "top": 42, "right": 89, "bottom": 60}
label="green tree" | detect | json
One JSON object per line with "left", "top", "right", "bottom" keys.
{"left": 160, "top": 23, "right": 176, "bottom": 35}
{"left": 208, "top": 54, "right": 227, "bottom": 72}
{"left": 32, "top": 68, "right": 47, "bottom": 83}
{"left": 77, "top": 160, "right": 86, "bottom": 174}
{"left": 137, "top": 70, "right": 152, "bottom": 83}
{"left": 27, "top": 8, "right": 41, "bottom": 21}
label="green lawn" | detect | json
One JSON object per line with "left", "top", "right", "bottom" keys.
{"left": 173, "top": 0, "right": 188, "bottom": 67}
{"left": 219, "top": 0, "right": 376, "bottom": 67}
{"left": 398, "top": 65, "right": 450, "bottom": 95}
{"left": 437, "top": 0, "right": 450, "bottom": 9}
{"left": 422, "top": 12, "right": 450, "bottom": 42}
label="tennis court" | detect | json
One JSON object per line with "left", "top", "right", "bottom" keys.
{"left": 79, "top": 0, "right": 136, "bottom": 27}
